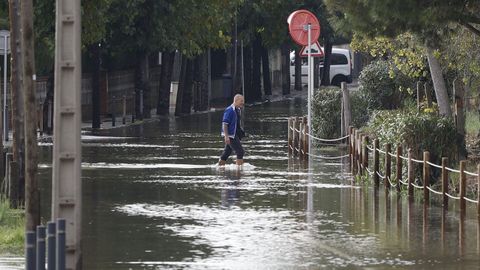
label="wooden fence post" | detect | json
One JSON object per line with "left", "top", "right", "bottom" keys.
{"left": 299, "top": 121, "right": 304, "bottom": 160}
{"left": 373, "top": 139, "right": 379, "bottom": 187}
{"left": 303, "top": 118, "right": 308, "bottom": 162}
{"left": 288, "top": 118, "right": 292, "bottom": 155}
{"left": 342, "top": 82, "right": 351, "bottom": 136}
{"left": 304, "top": 124, "right": 309, "bottom": 162}
{"left": 459, "top": 160, "right": 466, "bottom": 213}
{"left": 408, "top": 149, "right": 414, "bottom": 197}
{"left": 477, "top": 164, "right": 480, "bottom": 217}
{"left": 423, "top": 151, "right": 430, "bottom": 203}
{"left": 362, "top": 136, "right": 369, "bottom": 173}
{"left": 351, "top": 129, "right": 357, "bottom": 173}
{"left": 357, "top": 132, "right": 362, "bottom": 174}
{"left": 442, "top": 157, "right": 448, "bottom": 210}
{"left": 293, "top": 117, "right": 299, "bottom": 156}
{"left": 396, "top": 145, "right": 402, "bottom": 193}
{"left": 385, "top": 143, "right": 391, "bottom": 189}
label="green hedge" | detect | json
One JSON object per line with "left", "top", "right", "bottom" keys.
{"left": 312, "top": 86, "right": 373, "bottom": 139}
{"left": 363, "top": 108, "right": 458, "bottom": 164}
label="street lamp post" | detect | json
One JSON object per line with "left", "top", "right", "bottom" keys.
{"left": 0, "top": 30, "right": 10, "bottom": 144}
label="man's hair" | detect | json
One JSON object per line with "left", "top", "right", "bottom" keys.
{"left": 234, "top": 94, "right": 244, "bottom": 102}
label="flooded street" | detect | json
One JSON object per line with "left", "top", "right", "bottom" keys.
{"left": 25, "top": 98, "right": 480, "bottom": 269}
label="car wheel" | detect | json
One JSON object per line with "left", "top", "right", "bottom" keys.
{"left": 331, "top": 75, "right": 346, "bottom": 87}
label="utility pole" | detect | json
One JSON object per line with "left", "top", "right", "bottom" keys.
{"left": 53, "top": 0, "right": 82, "bottom": 268}
{"left": 9, "top": 0, "right": 26, "bottom": 209}
{"left": 20, "top": 0, "right": 39, "bottom": 231}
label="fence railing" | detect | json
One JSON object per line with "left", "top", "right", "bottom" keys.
{"left": 25, "top": 219, "right": 66, "bottom": 270}
{"left": 287, "top": 117, "right": 480, "bottom": 217}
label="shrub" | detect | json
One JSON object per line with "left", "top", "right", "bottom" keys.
{"left": 311, "top": 86, "right": 375, "bottom": 139}
{"left": 358, "top": 60, "right": 410, "bottom": 110}
{"left": 363, "top": 108, "right": 458, "bottom": 165}
{"left": 312, "top": 86, "right": 342, "bottom": 139}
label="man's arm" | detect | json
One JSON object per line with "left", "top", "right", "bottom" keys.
{"left": 223, "top": 123, "right": 230, "bottom": 144}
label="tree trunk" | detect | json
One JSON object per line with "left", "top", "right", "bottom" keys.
{"left": 294, "top": 48, "right": 302, "bottom": 91}
{"left": 90, "top": 44, "right": 101, "bottom": 128}
{"left": 321, "top": 41, "right": 333, "bottom": 86}
{"left": 261, "top": 44, "right": 272, "bottom": 96}
{"left": 156, "top": 51, "right": 175, "bottom": 115}
{"left": 134, "top": 52, "right": 150, "bottom": 120}
{"left": 426, "top": 46, "right": 452, "bottom": 117}
{"left": 9, "top": 0, "right": 24, "bottom": 208}
{"left": 281, "top": 41, "right": 291, "bottom": 95}
{"left": 193, "top": 53, "right": 209, "bottom": 111}
{"left": 243, "top": 44, "right": 253, "bottom": 102}
{"left": 181, "top": 59, "right": 194, "bottom": 115}
{"left": 252, "top": 36, "right": 262, "bottom": 101}
{"left": 314, "top": 57, "right": 320, "bottom": 88}
{"left": 175, "top": 56, "right": 187, "bottom": 116}
{"left": 21, "top": 0, "right": 40, "bottom": 230}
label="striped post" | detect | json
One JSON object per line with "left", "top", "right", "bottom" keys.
{"left": 459, "top": 160, "right": 466, "bottom": 213}
{"left": 396, "top": 145, "right": 402, "bottom": 192}
{"left": 56, "top": 219, "right": 66, "bottom": 270}
{"left": 37, "top": 226, "right": 46, "bottom": 270}
{"left": 423, "top": 151, "right": 430, "bottom": 203}
{"left": 385, "top": 143, "right": 391, "bottom": 189}
{"left": 373, "top": 139, "right": 379, "bottom": 187}
{"left": 47, "top": 222, "right": 56, "bottom": 270}
{"left": 442, "top": 157, "right": 449, "bottom": 210}
{"left": 26, "top": 231, "right": 36, "bottom": 270}
{"left": 408, "top": 149, "right": 414, "bottom": 197}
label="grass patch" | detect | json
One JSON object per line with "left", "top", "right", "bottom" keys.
{"left": 466, "top": 110, "right": 480, "bottom": 136}
{"left": 0, "top": 198, "right": 24, "bottom": 255}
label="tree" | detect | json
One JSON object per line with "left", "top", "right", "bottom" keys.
{"left": 325, "top": 0, "right": 480, "bottom": 116}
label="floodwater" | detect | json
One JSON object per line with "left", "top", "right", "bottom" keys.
{"left": 2, "top": 98, "right": 480, "bottom": 269}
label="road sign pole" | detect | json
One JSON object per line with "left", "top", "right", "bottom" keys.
{"left": 307, "top": 24, "right": 312, "bottom": 155}
{"left": 3, "top": 35, "right": 7, "bottom": 143}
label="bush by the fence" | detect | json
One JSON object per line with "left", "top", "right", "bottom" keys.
{"left": 312, "top": 87, "right": 342, "bottom": 139}
{"left": 363, "top": 108, "right": 458, "bottom": 165}
{"left": 358, "top": 60, "right": 406, "bottom": 110}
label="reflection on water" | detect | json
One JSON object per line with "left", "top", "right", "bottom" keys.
{"left": 3, "top": 99, "right": 480, "bottom": 269}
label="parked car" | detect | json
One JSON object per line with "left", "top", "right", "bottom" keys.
{"left": 290, "top": 47, "right": 353, "bottom": 86}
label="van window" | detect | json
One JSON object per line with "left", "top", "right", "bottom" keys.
{"left": 331, "top": 53, "right": 348, "bottom": 65}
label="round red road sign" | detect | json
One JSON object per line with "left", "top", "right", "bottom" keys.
{"left": 287, "top": 10, "right": 321, "bottom": 46}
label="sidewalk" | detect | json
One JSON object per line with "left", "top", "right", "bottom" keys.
{"left": 82, "top": 80, "right": 359, "bottom": 131}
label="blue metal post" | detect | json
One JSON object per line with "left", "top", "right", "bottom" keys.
{"left": 56, "top": 219, "right": 66, "bottom": 270}
{"left": 47, "top": 222, "right": 56, "bottom": 270}
{"left": 26, "top": 231, "right": 36, "bottom": 270}
{"left": 36, "top": 226, "right": 46, "bottom": 270}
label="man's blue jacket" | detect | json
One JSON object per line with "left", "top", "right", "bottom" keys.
{"left": 221, "top": 104, "right": 237, "bottom": 138}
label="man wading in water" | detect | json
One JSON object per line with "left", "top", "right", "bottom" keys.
{"left": 218, "top": 94, "right": 246, "bottom": 166}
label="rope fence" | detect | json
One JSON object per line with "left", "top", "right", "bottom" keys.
{"left": 287, "top": 116, "right": 480, "bottom": 218}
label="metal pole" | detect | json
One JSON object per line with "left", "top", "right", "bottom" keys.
{"left": 3, "top": 35, "right": 7, "bottom": 143}
{"left": 47, "top": 222, "right": 56, "bottom": 270}
{"left": 306, "top": 24, "right": 313, "bottom": 159}
{"left": 26, "top": 231, "right": 36, "bottom": 270}
{"left": 56, "top": 219, "right": 66, "bottom": 270}
{"left": 36, "top": 225, "right": 46, "bottom": 270}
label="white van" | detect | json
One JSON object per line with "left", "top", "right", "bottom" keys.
{"left": 290, "top": 47, "right": 352, "bottom": 86}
